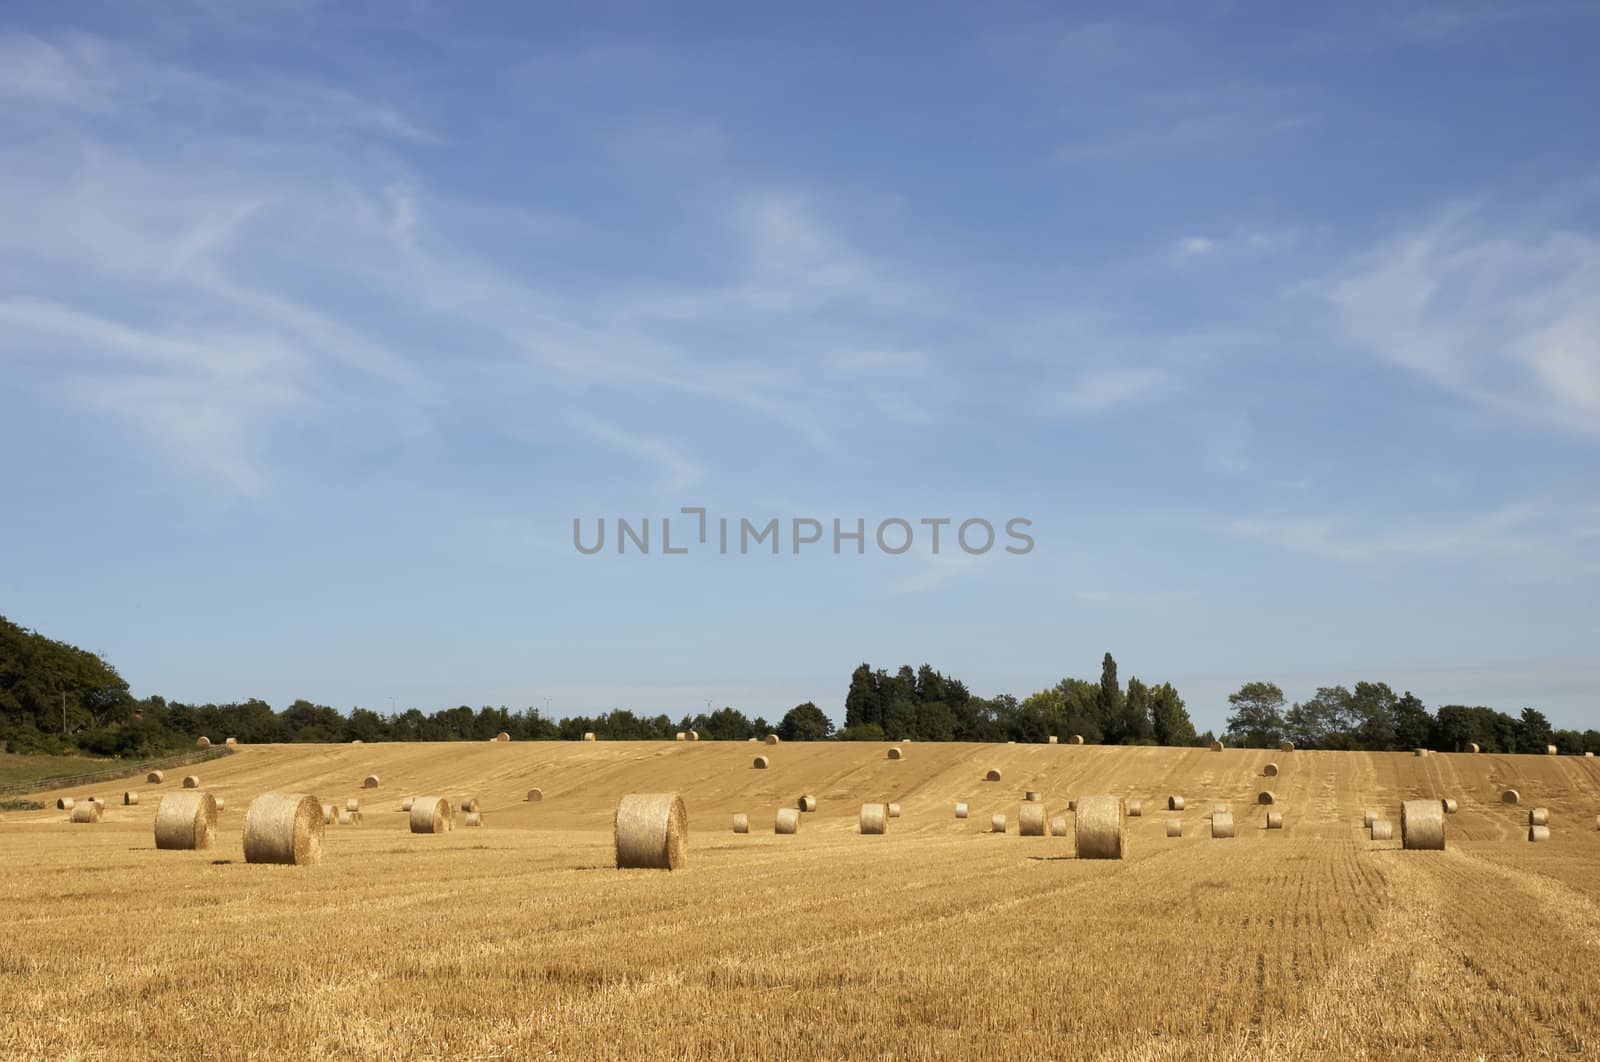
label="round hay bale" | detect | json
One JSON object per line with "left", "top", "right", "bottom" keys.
{"left": 458, "top": 798, "right": 479, "bottom": 814}
{"left": 1069, "top": 735, "right": 1084, "bottom": 745}
{"left": 1370, "top": 819, "right": 1393, "bottom": 841}
{"left": 1258, "top": 791, "right": 1276, "bottom": 806}
{"left": 1210, "top": 740, "right": 1224, "bottom": 752}
{"left": 182, "top": 776, "right": 200, "bottom": 789}
{"left": 675, "top": 732, "right": 686, "bottom": 742}
{"left": 402, "top": 797, "right": 415, "bottom": 812}
{"left": 766, "top": 734, "right": 780, "bottom": 745}
{"left": 1048, "top": 735, "right": 1059, "bottom": 745}
{"left": 1363, "top": 808, "right": 1379, "bottom": 828}
{"left": 362, "top": 776, "right": 379, "bottom": 789}
{"left": 345, "top": 798, "right": 360, "bottom": 813}
{"left": 1502, "top": 789, "right": 1521, "bottom": 805}
{"left": 747, "top": 737, "right": 758, "bottom": 743}
{"left": 1166, "top": 818, "right": 1182, "bottom": 838}
{"left": 1266, "top": 810, "right": 1284, "bottom": 830}
{"left": 70, "top": 803, "right": 102, "bottom": 823}
{"left": 526, "top": 788, "right": 543, "bottom": 802}
{"left": 196, "top": 736, "right": 211, "bottom": 748}
{"left": 1263, "top": 763, "right": 1279, "bottom": 777}
{"left": 1212, "top": 803, "right": 1230, "bottom": 816}
{"left": 1279, "top": 740, "right": 1295, "bottom": 752}
{"left": 887, "top": 802, "right": 901, "bottom": 818}
{"left": 1442, "top": 798, "right": 1458, "bottom": 814}
{"left": 1467, "top": 742, "right": 1480, "bottom": 753}
{"left": 732, "top": 813, "right": 749, "bottom": 833}
{"left": 1127, "top": 799, "right": 1142, "bottom": 817}
{"left": 214, "top": 798, "right": 225, "bottom": 813}
{"left": 860, "top": 803, "right": 888, "bottom": 835}
{"left": 1529, "top": 824, "right": 1550, "bottom": 842}
{"left": 753, "top": 756, "right": 769, "bottom": 769}
{"left": 243, "top": 793, "right": 323, "bottom": 866}
{"left": 775, "top": 807, "right": 800, "bottom": 834}
{"left": 1413, "top": 748, "right": 1428, "bottom": 757}
{"left": 1546, "top": 745, "right": 1558, "bottom": 756}
{"left": 887, "top": 746, "right": 903, "bottom": 760}
{"left": 954, "top": 802, "right": 969, "bottom": 819}
{"left": 688, "top": 731, "right": 699, "bottom": 742}
{"left": 146, "top": 771, "right": 164, "bottom": 784}
{"left": 409, "top": 796, "right": 451, "bottom": 834}
{"left": 464, "top": 811, "right": 482, "bottom": 827}
{"left": 1050, "top": 815, "right": 1068, "bottom": 836}
{"left": 1025, "top": 790, "right": 1042, "bottom": 803}
{"left": 321, "top": 803, "right": 337, "bottom": 825}
{"left": 1018, "top": 802, "right": 1047, "bottom": 837}
{"left": 1528, "top": 807, "right": 1549, "bottom": 827}
{"left": 797, "top": 795, "right": 817, "bottom": 813}
{"left": 495, "top": 731, "right": 510, "bottom": 742}
{"left": 583, "top": 732, "right": 596, "bottom": 742}
{"left": 225, "top": 737, "right": 238, "bottom": 746}
{"left": 990, "top": 813, "right": 1007, "bottom": 834}
{"left": 1168, "top": 796, "right": 1185, "bottom": 812}
{"left": 56, "top": 797, "right": 75, "bottom": 811}
{"left": 351, "top": 739, "right": 363, "bottom": 745}
{"left": 337, "top": 809, "right": 356, "bottom": 826}
{"left": 123, "top": 792, "right": 139, "bottom": 806}
{"left": 984, "top": 768, "right": 1002, "bottom": 782}
{"left": 1586, "top": 751, "right": 1595, "bottom": 758}
{"left": 1075, "top": 795, "right": 1125, "bottom": 859}
{"left": 1211, "top": 813, "right": 1236, "bottom": 839}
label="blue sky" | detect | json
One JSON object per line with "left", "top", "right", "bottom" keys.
{"left": 2, "top": 2, "right": 1598, "bottom": 733}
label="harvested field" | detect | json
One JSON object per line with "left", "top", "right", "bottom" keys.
{"left": 2, "top": 741, "right": 1599, "bottom": 1058}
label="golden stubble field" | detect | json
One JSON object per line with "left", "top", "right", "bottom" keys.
{"left": 3, "top": 741, "right": 1599, "bottom": 1060}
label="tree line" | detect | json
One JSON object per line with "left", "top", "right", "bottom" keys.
{"left": 5, "top": 612, "right": 1595, "bottom": 758}
{"left": 1224, "top": 681, "right": 1600, "bottom": 755}
{"left": 841, "top": 654, "right": 1198, "bottom": 746}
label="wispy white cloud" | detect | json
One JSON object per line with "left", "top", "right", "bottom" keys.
{"left": 569, "top": 416, "right": 705, "bottom": 493}
{"left": 0, "top": 296, "right": 307, "bottom": 496}
{"left": 1056, "top": 368, "right": 1170, "bottom": 413}
{"left": 1322, "top": 204, "right": 1600, "bottom": 435}
{"left": 1213, "top": 500, "right": 1600, "bottom": 565}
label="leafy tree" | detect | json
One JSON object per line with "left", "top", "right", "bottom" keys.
{"left": 843, "top": 664, "right": 882, "bottom": 730}
{"left": 1391, "top": 692, "right": 1431, "bottom": 750}
{"left": 1149, "top": 682, "right": 1197, "bottom": 746}
{"left": 882, "top": 696, "right": 917, "bottom": 741}
{"left": 837, "top": 722, "right": 886, "bottom": 741}
{"left": 700, "top": 706, "right": 754, "bottom": 741}
{"left": 915, "top": 700, "right": 956, "bottom": 741}
{"left": 1096, "top": 653, "right": 1122, "bottom": 738}
{"left": 1117, "top": 677, "right": 1155, "bottom": 745}
{"left": 778, "top": 702, "right": 834, "bottom": 741}
{"left": 1284, "top": 687, "right": 1354, "bottom": 749}
{"left": 1516, "top": 707, "right": 1553, "bottom": 752}
{"left": 1349, "top": 682, "right": 1398, "bottom": 751}
{"left": 1226, "top": 682, "right": 1287, "bottom": 748}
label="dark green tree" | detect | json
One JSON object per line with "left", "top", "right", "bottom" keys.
{"left": 1226, "top": 682, "right": 1287, "bottom": 747}
{"left": 1096, "top": 653, "right": 1122, "bottom": 739}
{"left": 778, "top": 702, "right": 834, "bottom": 741}
{"left": 1149, "top": 682, "right": 1197, "bottom": 747}
{"left": 843, "top": 664, "right": 883, "bottom": 730}
{"left": 1391, "top": 691, "right": 1432, "bottom": 750}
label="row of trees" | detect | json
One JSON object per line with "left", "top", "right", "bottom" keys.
{"left": 1224, "top": 681, "right": 1600, "bottom": 755}
{"left": 842, "top": 654, "right": 1199, "bottom": 746}
{"left": 6, "top": 612, "right": 1595, "bottom": 758}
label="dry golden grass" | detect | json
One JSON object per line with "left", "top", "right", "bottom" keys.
{"left": 3, "top": 742, "right": 1600, "bottom": 1059}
